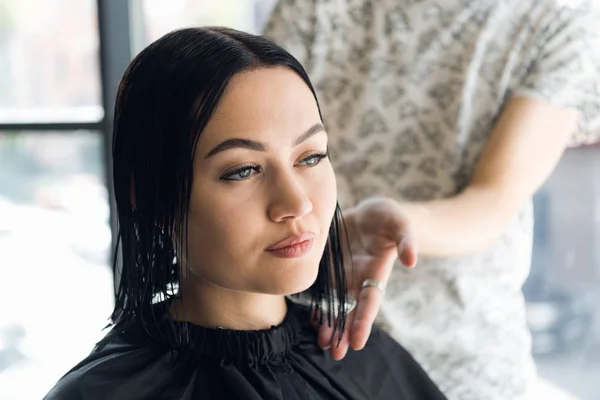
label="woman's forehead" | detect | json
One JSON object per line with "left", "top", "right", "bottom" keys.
{"left": 198, "top": 68, "right": 321, "bottom": 146}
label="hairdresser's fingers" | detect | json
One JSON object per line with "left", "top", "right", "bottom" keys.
{"left": 328, "top": 316, "right": 351, "bottom": 361}
{"left": 398, "top": 235, "right": 418, "bottom": 268}
{"left": 350, "top": 285, "right": 384, "bottom": 351}
{"left": 349, "top": 253, "right": 394, "bottom": 351}
{"left": 316, "top": 315, "right": 352, "bottom": 360}
{"left": 317, "top": 322, "right": 333, "bottom": 350}
{"left": 315, "top": 310, "right": 351, "bottom": 360}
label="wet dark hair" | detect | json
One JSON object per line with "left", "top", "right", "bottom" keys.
{"left": 110, "top": 27, "right": 348, "bottom": 348}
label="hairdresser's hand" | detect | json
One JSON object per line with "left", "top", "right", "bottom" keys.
{"left": 318, "top": 197, "right": 417, "bottom": 360}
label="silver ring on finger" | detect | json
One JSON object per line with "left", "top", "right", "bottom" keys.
{"left": 361, "top": 279, "right": 386, "bottom": 294}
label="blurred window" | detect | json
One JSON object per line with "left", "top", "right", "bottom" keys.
{"left": 0, "top": 0, "right": 102, "bottom": 123}
{"left": 0, "top": 132, "right": 113, "bottom": 399}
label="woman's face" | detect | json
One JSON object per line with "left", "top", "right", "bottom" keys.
{"left": 185, "top": 67, "right": 337, "bottom": 296}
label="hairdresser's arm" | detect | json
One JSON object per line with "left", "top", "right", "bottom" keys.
{"left": 400, "top": 96, "right": 578, "bottom": 257}
{"left": 320, "top": 97, "right": 578, "bottom": 360}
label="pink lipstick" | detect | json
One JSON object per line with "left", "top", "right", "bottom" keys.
{"left": 266, "top": 232, "right": 315, "bottom": 258}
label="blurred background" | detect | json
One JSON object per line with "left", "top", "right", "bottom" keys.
{"left": 0, "top": 1, "right": 598, "bottom": 399}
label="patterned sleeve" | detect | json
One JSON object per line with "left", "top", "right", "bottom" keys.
{"left": 513, "top": 2, "right": 600, "bottom": 146}
{"left": 261, "top": 0, "right": 318, "bottom": 73}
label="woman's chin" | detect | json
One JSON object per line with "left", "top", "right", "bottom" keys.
{"left": 264, "top": 267, "right": 320, "bottom": 296}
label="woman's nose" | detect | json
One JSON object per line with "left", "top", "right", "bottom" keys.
{"left": 267, "top": 173, "right": 313, "bottom": 223}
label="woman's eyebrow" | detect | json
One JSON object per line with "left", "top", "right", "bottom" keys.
{"left": 293, "top": 123, "right": 325, "bottom": 146}
{"left": 205, "top": 138, "right": 265, "bottom": 158}
{"left": 205, "top": 123, "right": 325, "bottom": 159}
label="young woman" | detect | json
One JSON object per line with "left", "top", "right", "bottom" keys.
{"left": 44, "top": 27, "right": 446, "bottom": 400}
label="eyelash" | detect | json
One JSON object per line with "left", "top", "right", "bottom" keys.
{"left": 220, "top": 152, "right": 329, "bottom": 181}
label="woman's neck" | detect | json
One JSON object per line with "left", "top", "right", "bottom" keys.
{"left": 170, "top": 278, "right": 288, "bottom": 330}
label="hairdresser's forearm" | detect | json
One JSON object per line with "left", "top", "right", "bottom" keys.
{"left": 399, "top": 186, "right": 514, "bottom": 257}
{"left": 402, "top": 97, "right": 577, "bottom": 258}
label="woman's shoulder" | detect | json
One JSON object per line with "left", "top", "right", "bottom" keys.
{"left": 43, "top": 324, "right": 171, "bottom": 400}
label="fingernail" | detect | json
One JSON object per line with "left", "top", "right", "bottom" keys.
{"left": 399, "top": 238, "right": 415, "bottom": 268}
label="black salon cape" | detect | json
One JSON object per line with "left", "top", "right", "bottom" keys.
{"left": 44, "top": 302, "right": 446, "bottom": 400}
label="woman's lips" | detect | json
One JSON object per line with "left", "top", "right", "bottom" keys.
{"left": 266, "top": 232, "right": 315, "bottom": 258}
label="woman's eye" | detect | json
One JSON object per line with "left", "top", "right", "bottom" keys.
{"left": 221, "top": 153, "right": 327, "bottom": 181}
{"left": 221, "top": 166, "right": 260, "bottom": 181}
{"left": 299, "top": 152, "right": 328, "bottom": 167}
